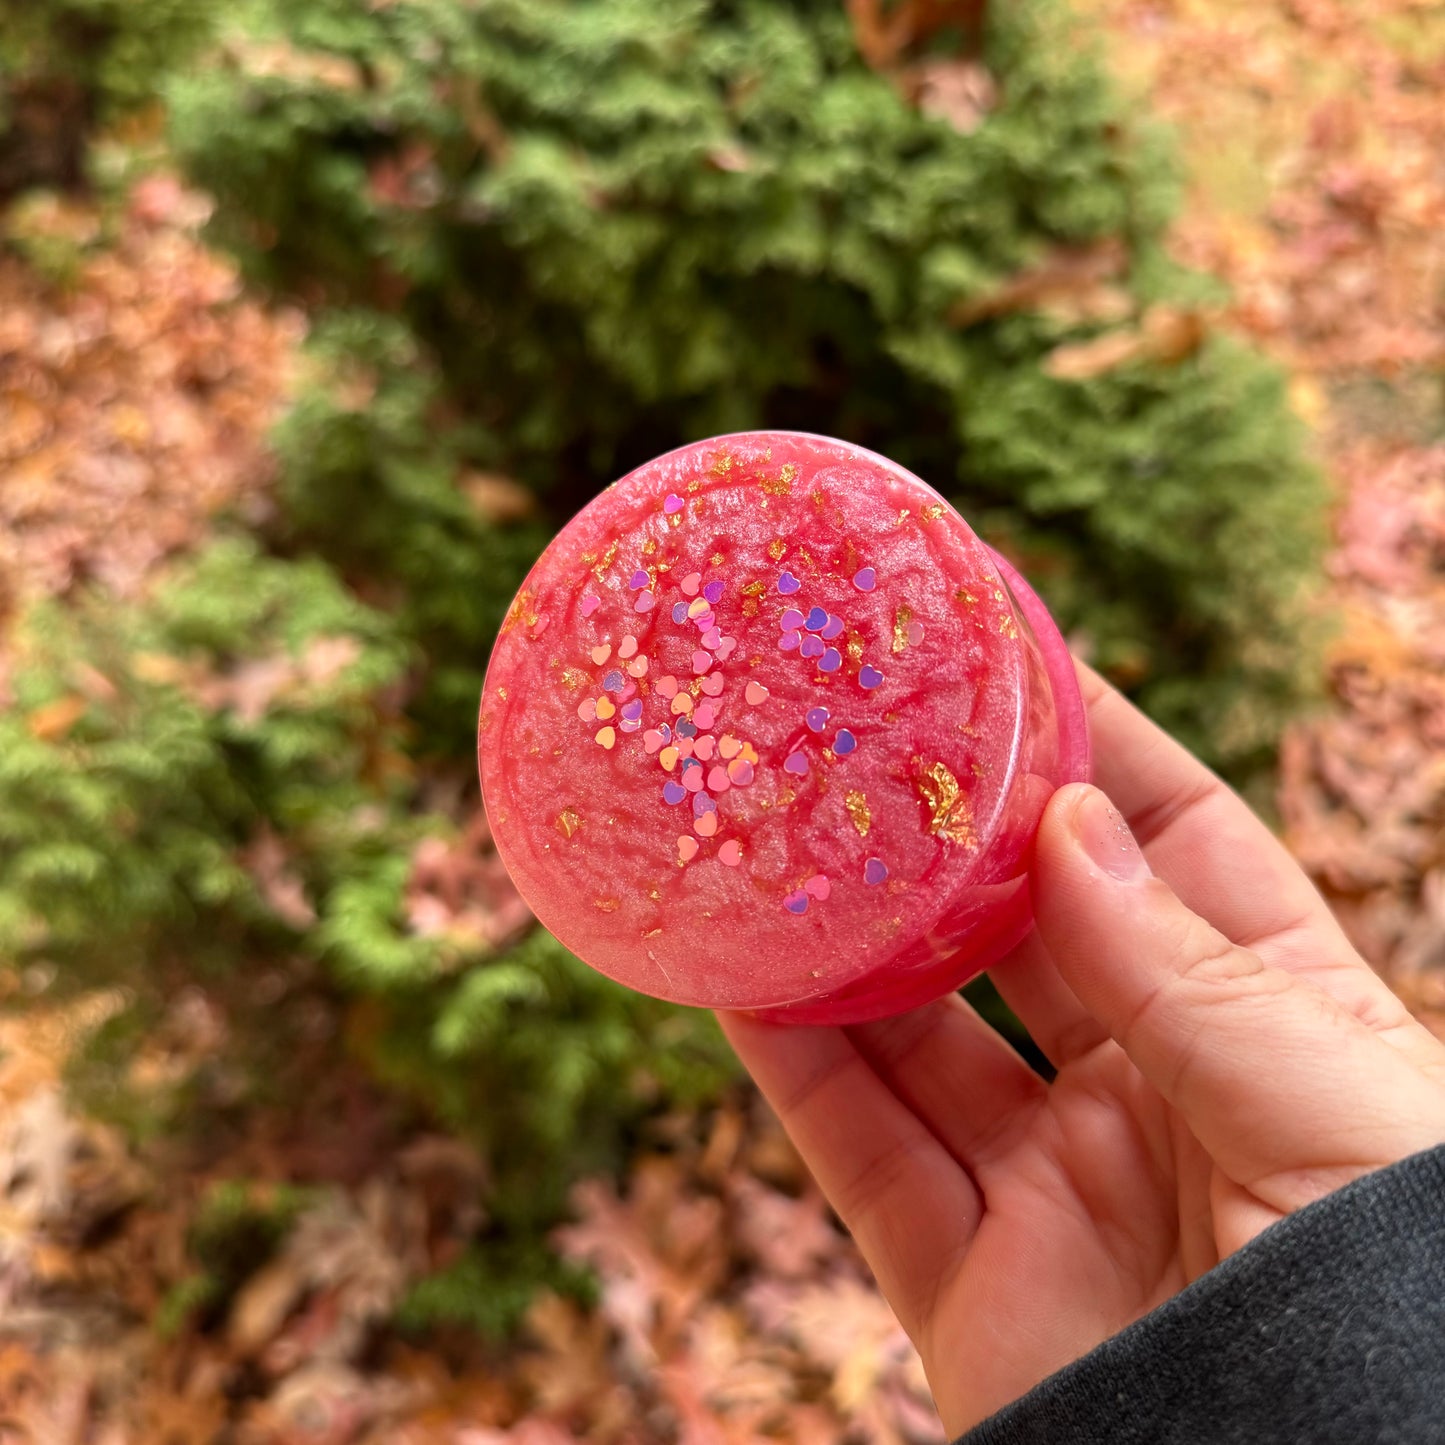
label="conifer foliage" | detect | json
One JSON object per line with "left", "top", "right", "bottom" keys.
{"left": 172, "top": 0, "right": 1326, "bottom": 769}
{"left": 0, "top": 0, "right": 217, "bottom": 197}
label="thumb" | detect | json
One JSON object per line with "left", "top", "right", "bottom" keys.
{"left": 1031, "top": 783, "right": 1445, "bottom": 1192}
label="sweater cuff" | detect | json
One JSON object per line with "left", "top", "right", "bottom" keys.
{"left": 957, "top": 1144, "right": 1445, "bottom": 1445}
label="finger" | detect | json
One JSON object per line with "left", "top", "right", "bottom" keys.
{"left": 987, "top": 927, "right": 1110, "bottom": 1069}
{"left": 990, "top": 657, "right": 1359, "bottom": 1069}
{"left": 989, "top": 661, "right": 1411, "bottom": 1067}
{"left": 1075, "top": 663, "right": 1414, "bottom": 1030}
{"left": 718, "top": 1012, "right": 982, "bottom": 1337}
{"left": 846, "top": 992, "right": 1049, "bottom": 1178}
{"left": 1077, "top": 662, "right": 1346, "bottom": 952}
{"left": 1034, "top": 783, "right": 1445, "bottom": 1204}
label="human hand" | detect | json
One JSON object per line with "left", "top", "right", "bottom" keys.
{"left": 719, "top": 662, "right": 1445, "bottom": 1437}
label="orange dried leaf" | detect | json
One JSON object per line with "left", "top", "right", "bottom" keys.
{"left": 949, "top": 241, "right": 1130, "bottom": 328}
{"left": 27, "top": 694, "right": 87, "bottom": 740}
{"left": 461, "top": 470, "right": 540, "bottom": 525}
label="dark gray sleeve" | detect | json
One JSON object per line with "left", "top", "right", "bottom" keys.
{"left": 957, "top": 1144, "right": 1445, "bottom": 1445}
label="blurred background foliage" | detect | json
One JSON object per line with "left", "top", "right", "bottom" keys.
{"left": 1, "top": 0, "right": 1328, "bottom": 1353}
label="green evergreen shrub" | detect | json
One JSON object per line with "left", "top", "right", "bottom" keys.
{"left": 170, "top": 0, "right": 1327, "bottom": 776}
{"left": 0, "top": 0, "right": 217, "bottom": 197}
{"left": 269, "top": 310, "right": 552, "bottom": 745}
{"left": 0, "top": 539, "right": 733, "bottom": 1247}
{"left": 0, "top": 537, "right": 409, "bottom": 971}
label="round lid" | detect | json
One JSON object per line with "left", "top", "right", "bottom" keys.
{"left": 479, "top": 431, "right": 1041, "bottom": 1010}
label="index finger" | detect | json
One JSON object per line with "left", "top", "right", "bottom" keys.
{"left": 1076, "top": 660, "right": 1359, "bottom": 970}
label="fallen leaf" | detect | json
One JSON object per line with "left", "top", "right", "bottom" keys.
{"left": 849, "top": 0, "right": 988, "bottom": 72}
{"left": 949, "top": 241, "right": 1131, "bottom": 329}
{"left": 460, "top": 472, "right": 539, "bottom": 525}
{"left": 241, "top": 826, "right": 318, "bottom": 930}
{"left": 729, "top": 1178, "right": 841, "bottom": 1280}
{"left": 26, "top": 694, "right": 88, "bottom": 740}
{"left": 1044, "top": 307, "right": 1207, "bottom": 380}
{"left": 907, "top": 59, "right": 997, "bottom": 134}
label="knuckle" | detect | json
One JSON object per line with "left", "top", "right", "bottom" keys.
{"left": 1168, "top": 925, "right": 1268, "bottom": 998}
{"left": 774, "top": 1049, "right": 856, "bottom": 1120}
{"left": 836, "top": 1134, "right": 928, "bottom": 1225}
{"left": 1121, "top": 914, "right": 1290, "bottom": 1101}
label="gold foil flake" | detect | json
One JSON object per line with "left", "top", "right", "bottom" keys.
{"left": 811, "top": 489, "right": 826, "bottom": 510}
{"left": 845, "top": 790, "right": 872, "bottom": 838}
{"left": 477, "top": 710, "right": 492, "bottom": 732}
{"left": 711, "top": 552, "right": 726, "bottom": 566}
{"left": 921, "top": 503, "right": 945, "bottom": 524}
{"left": 556, "top": 808, "right": 583, "bottom": 839}
{"left": 647, "top": 886, "right": 662, "bottom": 902}
{"left": 591, "top": 539, "right": 620, "bottom": 579}
{"left": 999, "top": 615, "right": 1019, "bottom": 639}
{"left": 742, "top": 597, "right": 760, "bottom": 617}
{"left": 561, "top": 667, "right": 588, "bottom": 690}
{"left": 688, "top": 478, "right": 703, "bottom": 493}
{"left": 594, "top": 896, "right": 621, "bottom": 912}
{"left": 780, "top": 463, "right": 799, "bottom": 486}
{"left": 759, "top": 470, "right": 794, "bottom": 498}
{"left": 742, "top": 580, "right": 766, "bottom": 596}
{"left": 896, "top": 508, "right": 911, "bottom": 527}
{"left": 797, "top": 547, "right": 816, "bottom": 570}
{"left": 956, "top": 588, "right": 978, "bottom": 606}
{"left": 580, "top": 550, "right": 597, "bottom": 565}
{"left": 777, "top": 786, "right": 797, "bottom": 807}
{"left": 914, "top": 760, "right": 978, "bottom": 847}
{"left": 642, "top": 538, "right": 657, "bottom": 555}
{"left": 497, "top": 686, "right": 509, "bottom": 701}
{"left": 500, "top": 589, "right": 533, "bottom": 635}
{"left": 710, "top": 452, "right": 734, "bottom": 476}
{"left": 768, "top": 538, "right": 787, "bottom": 561}
{"left": 892, "top": 604, "right": 915, "bottom": 655}
{"left": 846, "top": 631, "right": 865, "bottom": 663}
{"left": 643, "top": 927, "right": 662, "bottom": 939}
{"left": 884, "top": 710, "right": 901, "bottom": 723}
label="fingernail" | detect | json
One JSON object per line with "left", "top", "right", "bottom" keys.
{"left": 1071, "top": 787, "right": 1151, "bottom": 883}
